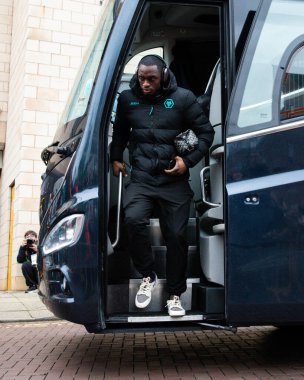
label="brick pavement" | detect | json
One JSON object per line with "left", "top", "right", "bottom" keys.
{"left": 0, "top": 321, "right": 304, "bottom": 379}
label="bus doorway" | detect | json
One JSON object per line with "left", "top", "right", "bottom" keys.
{"left": 105, "top": 1, "right": 226, "bottom": 326}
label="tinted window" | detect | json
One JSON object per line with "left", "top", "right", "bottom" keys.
{"left": 237, "top": 0, "right": 304, "bottom": 129}
{"left": 280, "top": 46, "right": 304, "bottom": 121}
{"left": 232, "top": 0, "right": 261, "bottom": 45}
{"left": 60, "top": 0, "right": 115, "bottom": 126}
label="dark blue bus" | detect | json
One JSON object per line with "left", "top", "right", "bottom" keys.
{"left": 39, "top": 0, "right": 304, "bottom": 333}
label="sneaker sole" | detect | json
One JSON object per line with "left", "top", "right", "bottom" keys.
{"left": 135, "top": 298, "right": 151, "bottom": 308}
{"left": 168, "top": 310, "right": 186, "bottom": 317}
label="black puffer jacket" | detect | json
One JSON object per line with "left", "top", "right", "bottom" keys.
{"left": 110, "top": 69, "right": 214, "bottom": 186}
{"left": 17, "top": 246, "right": 35, "bottom": 264}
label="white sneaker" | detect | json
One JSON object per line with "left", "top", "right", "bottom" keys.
{"left": 135, "top": 275, "right": 157, "bottom": 308}
{"left": 166, "top": 295, "right": 185, "bottom": 317}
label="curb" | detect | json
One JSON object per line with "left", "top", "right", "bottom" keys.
{"left": 0, "top": 317, "right": 60, "bottom": 323}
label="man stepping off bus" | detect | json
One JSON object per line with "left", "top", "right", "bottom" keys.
{"left": 110, "top": 54, "right": 213, "bottom": 316}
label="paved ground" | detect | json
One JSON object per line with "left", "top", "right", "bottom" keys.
{"left": 0, "top": 291, "right": 56, "bottom": 322}
{"left": 1, "top": 320, "right": 304, "bottom": 379}
{"left": 1, "top": 292, "right": 304, "bottom": 379}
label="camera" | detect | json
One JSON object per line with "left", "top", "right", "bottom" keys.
{"left": 27, "top": 239, "right": 34, "bottom": 246}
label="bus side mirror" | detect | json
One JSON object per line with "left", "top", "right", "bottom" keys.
{"left": 41, "top": 142, "right": 71, "bottom": 166}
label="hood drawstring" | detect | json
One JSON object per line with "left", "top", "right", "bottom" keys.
{"left": 149, "top": 106, "right": 154, "bottom": 116}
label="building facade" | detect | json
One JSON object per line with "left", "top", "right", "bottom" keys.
{"left": 0, "top": 0, "right": 102, "bottom": 290}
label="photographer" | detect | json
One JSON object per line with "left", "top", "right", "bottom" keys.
{"left": 17, "top": 230, "right": 38, "bottom": 293}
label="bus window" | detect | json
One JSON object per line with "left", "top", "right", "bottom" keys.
{"left": 232, "top": 0, "right": 261, "bottom": 46}
{"left": 280, "top": 46, "right": 304, "bottom": 121}
{"left": 237, "top": 0, "right": 304, "bottom": 129}
{"left": 60, "top": 0, "right": 116, "bottom": 127}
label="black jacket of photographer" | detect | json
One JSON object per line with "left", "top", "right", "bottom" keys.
{"left": 17, "top": 246, "right": 36, "bottom": 264}
{"left": 110, "top": 68, "right": 214, "bottom": 186}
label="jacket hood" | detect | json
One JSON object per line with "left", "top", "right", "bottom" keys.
{"left": 129, "top": 67, "right": 178, "bottom": 99}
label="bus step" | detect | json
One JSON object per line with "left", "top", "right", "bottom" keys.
{"left": 105, "top": 312, "right": 206, "bottom": 324}
{"left": 107, "top": 278, "right": 200, "bottom": 314}
{"left": 128, "top": 313, "right": 204, "bottom": 323}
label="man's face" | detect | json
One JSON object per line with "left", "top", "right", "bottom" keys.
{"left": 138, "top": 64, "right": 162, "bottom": 96}
{"left": 25, "top": 233, "right": 36, "bottom": 241}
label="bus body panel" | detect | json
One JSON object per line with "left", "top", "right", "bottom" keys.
{"left": 225, "top": 0, "right": 304, "bottom": 325}
{"left": 226, "top": 129, "right": 304, "bottom": 325}
{"left": 39, "top": 134, "right": 102, "bottom": 325}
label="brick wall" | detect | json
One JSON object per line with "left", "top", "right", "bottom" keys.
{"left": 0, "top": 0, "right": 101, "bottom": 290}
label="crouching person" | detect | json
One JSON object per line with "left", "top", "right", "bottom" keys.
{"left": 17, "top": 230, "right": 39, "bottom": 293}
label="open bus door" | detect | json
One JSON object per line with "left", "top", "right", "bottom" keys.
{"left": 38, "top": 0, "right": 140, "bottom": 330}
{"left": 225, "top": 0, "right": 304, "bottom": 326}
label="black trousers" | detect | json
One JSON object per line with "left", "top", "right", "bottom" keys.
{"left": 123, "top": 180, "right": 193, "bottom": 296}
{"left": 21, "top": 261, "right": 38, "bottom": 287}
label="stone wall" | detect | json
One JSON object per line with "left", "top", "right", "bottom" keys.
{"left": 0, "top": 0, "right": 101, "bottom": 290}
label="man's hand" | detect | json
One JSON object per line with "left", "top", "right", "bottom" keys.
{"left": 112, "top": 160, "right": 128, "bottom": 177}
{"left": 21, "top": 239, "right": 38, "bottom": 251}
{"left": 164, "top": 156, "right": 187, "bottom": 176}
{"left": 31, "top": 243, "right": 38, "bottom": 253}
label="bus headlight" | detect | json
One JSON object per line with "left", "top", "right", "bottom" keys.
{"left": 42, "top": 214, "right": 85, "bottom": 255}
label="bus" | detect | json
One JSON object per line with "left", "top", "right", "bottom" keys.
{"left": 39, "top": 0, "right": 304, "bottom": 333}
